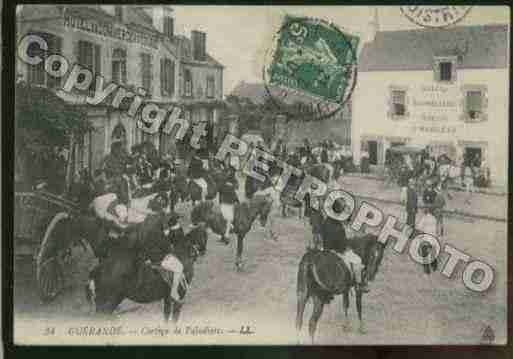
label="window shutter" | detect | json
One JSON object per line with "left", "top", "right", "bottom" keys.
{"left": 180, "top": 69, "right": 185, "bottom": 96}
{"left": 74, "top": 40, "right": 81, "bottom": 65}
{"left": 94, "top": 44, "right": 101, "bottom": 74}
{"left": 160, "top": 58, "right": 165, "bottom": 96}
{"left": 433, "top": 61, "right": 441, "bottom": 82}
{"left": 482, "top": 89, "right": 489, "bottom": 111}
{"left": 48, "top": 35, "right": 63, "bottom": 88}
{"left": 169, "top": 61, "right": 175, "bottom": 96}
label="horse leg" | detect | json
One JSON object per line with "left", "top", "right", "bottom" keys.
{"left": 296, "top": 263, "right": 311, "bottom": 344}
{"left": 235, "top": 234, "right": 244, "bottom": 271}
{"left": 163, "top": 295, "right": 172, "bottom": 322}
{"left": 342, "top": 291, "right": 351, "bottom": 332}
{"left": 171, "top": 301, "right": 183, "bottom": 323}
{"left": 356, "top": 290, "right": 366, "bottom": 334}
{"left": 308, "top": 294, "right": 324, "bottom": 344}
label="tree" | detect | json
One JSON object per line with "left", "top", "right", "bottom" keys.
{"left": 15, "top": 81, "right": 93, "bottom": 194}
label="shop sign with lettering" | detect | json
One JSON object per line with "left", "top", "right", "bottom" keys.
{"left": 64, "top": 15, "right": 159, "bottom": 49}
{"left": 409, "top": 84, "right": 461, "bottom": 122}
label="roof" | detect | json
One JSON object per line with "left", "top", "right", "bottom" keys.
{"left": 359, "top": 24, "right": 509, "bottom": 71}
{"left": 230, "top": 81, "right": 320, "bottom": 105}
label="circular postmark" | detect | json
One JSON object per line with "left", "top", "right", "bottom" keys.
{"left": 262, "top": 16, "right": 358, "bottom": 122}
{"left": 400, "top": 6, "right": 472, "bottom": 28}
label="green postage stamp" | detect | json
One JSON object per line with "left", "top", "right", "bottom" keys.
{"left": 266, "top": 16, "right": 359, "bottom": 104}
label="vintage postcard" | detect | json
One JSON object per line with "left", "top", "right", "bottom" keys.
{"left": 12, "top": 5, "right": 509, "bottom": 345}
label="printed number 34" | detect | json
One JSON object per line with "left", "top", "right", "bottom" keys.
{"left": 44, "top": 327, "right": 55, "bottom": 335}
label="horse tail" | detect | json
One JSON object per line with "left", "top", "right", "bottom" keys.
{"left": 84, "top": 277, "right": 97, "bottom": 313}
{"left": 297, "top": 255, "right": 310, "bottom": 297}
{"left": 300, "top": 253, "right": 334, "bottom": 305}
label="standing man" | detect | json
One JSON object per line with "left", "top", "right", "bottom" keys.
{"left": 405, "top": 178, "right": 418, "bottom": 228}
{"left": 219, "top": 167, "right": 239, "bottom": 244}
{"left": 422, "top": 180, "right": 437, "bottom": 213}
{"left": 398, "top": 163, "right": 411, "bottom": 204}
{"left": 188, "top": 151, "right": 208, "bottom": 201}
{"left": 433, "top": 184, "right": 446, "bottom": 238}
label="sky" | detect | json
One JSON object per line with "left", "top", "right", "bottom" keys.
{"left": 172, "top": 6, "right": 509, "bottom": 95}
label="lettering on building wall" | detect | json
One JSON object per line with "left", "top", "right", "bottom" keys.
{"left": 64, "top": 15, "right": 158, "bottom": 49}
{"left": 410, "top": 84, "right": 460, "bottom": 122}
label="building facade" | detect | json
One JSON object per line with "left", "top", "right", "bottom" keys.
{"left": 17, "top": 5, "right": 224, "bottom": 176}
{"left": 352, "top": 24, "right": 509, "bottom": 187}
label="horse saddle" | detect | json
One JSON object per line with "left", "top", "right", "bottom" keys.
{"left": 311, "top": 250, "right": 353, "bottom": 293}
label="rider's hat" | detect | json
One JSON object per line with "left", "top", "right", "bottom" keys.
{"left": 167, "top": 212, "right": 180, "bottom": 228}
{"left": 331, "top": 198, "right": 346, "bottom": 214}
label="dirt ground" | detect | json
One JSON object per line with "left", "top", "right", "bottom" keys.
{"left": 13, "top": 181, "right": 507, "bottom": 345}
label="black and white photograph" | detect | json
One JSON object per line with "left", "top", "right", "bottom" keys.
{"left": 10, "top": 4, "right": 509, "bottom": 345}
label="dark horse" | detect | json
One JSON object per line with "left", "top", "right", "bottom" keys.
{"left": 84, "top": 215, "right": 208, "bottom": 322}
{"left": 191, "top": 195, "right": 273, "bottom": 270}
{"left": 187, "top": 167, "right": 228, "bottom": 205}
{"left": 296, "top": 235, "right": 385, "bottom": 343}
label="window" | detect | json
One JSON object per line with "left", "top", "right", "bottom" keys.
{"left": 114, "top": 6, "right": 123, "bottom": 21}
{"left": 191, "top": 31, "right": 206, "bottom": 61}
{"left": 439, "top": 62, "right": 452, "bottom": 81}
{"left": 391, "top": 90, "right": 406, "bottom": 116}
{"left": 112, "top": 48, "right": 127, "bottom": 84}
{"left": 207, "top": 108, "right": 214, "bottom": 123}
{"left": 140, "top": 53, "right": 152, "bottom": 92}
{"left": 160, "top": 58, "right": 175, "bottom": 96}
{"left": 206, "top": 76, "right": 215, "bottom": 98}
{"left": 434, "top": 56, "right": 457, "bottom": 83}
{"left": 466, "top": 91, "right": 483, "bottom": 120}
{"left": 77, "top": 40, "right": 101, "bottom": 92}
{"left": 184, "top": 109, "right": 192, "bottom": 122}
{"left": 164, "top": 17, "right": 174, "bottom": 38}
{"left": 184, "top": 69, "right": 192, "bottom": 97}
{"left": 26, "top": 32, "right": 62, "bottom": 88}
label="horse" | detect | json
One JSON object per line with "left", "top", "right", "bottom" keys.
{"left": 191, "top": 195, "right": 273, "bottom": 270}
{"left": 295, "top": 235, "right": 385, "bottom": 343}
{"left": 281, "top": 163, "right": 332, "bottom": 219}
{"left": 84, "top": 218, "right": 208, "bottom": 322}
{"left": 184, "top": 167, "right": 228, "bottom": 205}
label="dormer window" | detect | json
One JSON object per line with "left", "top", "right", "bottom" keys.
{"left": 114, "top": 6, "right": 123, "bottom": 22}
{"left": 439, "top": 62, "right": 452, "bottom": 81}
{"left": 434, "top": 56, "right": 457, "bottom": 83}
{"left": 164, "top": 17, "right": 174, "bottom": 38}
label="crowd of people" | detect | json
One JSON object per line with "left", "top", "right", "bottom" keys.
{"left": 385, "top": 145, "right": 491, "bottom": 196}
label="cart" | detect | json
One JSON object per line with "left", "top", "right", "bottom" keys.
{"left": 14, "top": 190, "right": 80, "bottom": 302}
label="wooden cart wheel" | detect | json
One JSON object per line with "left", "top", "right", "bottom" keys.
{"left": 36, "top": 212, "right": 70, "bottom": 303}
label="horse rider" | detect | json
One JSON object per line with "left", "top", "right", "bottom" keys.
{"left": 219, "top": 166, "right": 240, "bottom": 244}
{"left": 136, "top": 152, "right": 153, "bottom": 185}
{"left": 92, "top": 162, "right": 136, "bottom": 242}
{"left": 143, "top": 213, "right": 187, "bottom": 303}
{"left": 321, "top": 142, "right": 329, "bottom": 164}
{"left": 299, "top": 139, "right": 312, "bottom": 165}
{"left": 320, "top": 198, "right": 369, "bottom": 292}
{"left": 188, "top": 150, "right": 209, "bottom": 201}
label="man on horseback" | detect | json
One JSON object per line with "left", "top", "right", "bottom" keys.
{"left": 320, "top": 199, "right": 369, "bottom": 293}
{"left": 188, "top": 150, "right": 209, "bottom": 201}
{"left": 143, "top": 213, "right": 187, "bottom": 303}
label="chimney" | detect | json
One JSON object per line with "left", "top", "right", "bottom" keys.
{"left": 366, "top": 7, "right": 379, "bottom": 43}
{"left": 152, "top": 7, "right": 164, "bottom": 33}
{"left": 191, "top": 30, "right": 207, "bottom": 61}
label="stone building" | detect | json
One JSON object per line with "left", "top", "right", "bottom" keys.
{"left": 352, "top": 24, "right": 509, "bottom": 187}
{"left": 17, "top": 5, "right": 224, "bottom": 176}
